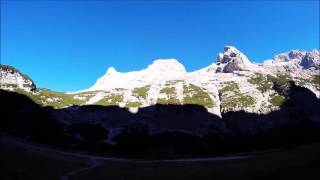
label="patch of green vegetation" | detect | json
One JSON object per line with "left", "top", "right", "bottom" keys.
{"left": 156, "top": 98, "right": 167, "bottom": 104}
{"left": 157, "top": 97, "right": 181, "bottom": 105}
{"left": 168, "top": 97, "right": 181, "bottom": 104}
{"left": 267, "top": 74, "right": 292, "bottom": 96}
{"left": 157, "top": 85, "right": 181, "bottom": 105}
{"left": 72, "top": 92, "right": 96, "bottom": 102}
{"left": 1, "top": 83, "right": 18, "bottom": 88}
{"left": 311, "top": 75, "right": 320, "bottom": 86}
{"left": 267, "top": 74, "right": 291, "bottom": 86}
{"left": 160, "top": 87, "right": 176, "bottom": 95}
{"left": 296, "top": 79, "right": 307, "bottom": 86}
{"left": 14, "top": 89, "right": 42, "bottom": 104}
{"left": 95, "top": 94, "right": 124, "bottom": 106}
{"left": 183, "top": 84, "right": 215, "bottom": 108}
{"left": 269, "top": 95, "right": 286, "bottom": 107}
{"left": 220, "top": 82, "right": 239, "bottom": 93}
{"left": 39, "top": 89, "right": 87, "bottom": 107}
{"left": 219, "top": 81, "right": 255, "bottom": 108}
{"left": 14, "top": 88, "right": 86, "bottom": 107}
{"left": 72, "top": 91, "right": 96, "bottom": 97}
{"left": 132, "top": 85, "right": 150, "bottom": 99}
{"left": 126, "top": 102, "right": 142, "bottom": 107}
{"left": 221, "top": 95, "right": 255, "bottom": 108}
{"left": 248, "top": 73, "right": 272, "bottom": 93}
{"left": 292, "top": 75, "right": 320, "bottom": 89}
{"left": 23, "top": 84, "right": 33, "bottom": 88}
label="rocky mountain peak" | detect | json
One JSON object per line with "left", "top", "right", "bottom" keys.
{"left": 146, "top": 59, "right": 186, "bottom": 73}
{"left": 106, "top": 67, "right": 117, "bottom": 75}
{"left": 81, "top": 59, "right": 186, "bottom": 92}
{"left": 216, "top": 46, "right": 253, "bottom": 73}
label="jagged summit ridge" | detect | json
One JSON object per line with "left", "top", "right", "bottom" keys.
{"left": 271, "top": 49, "right": 319, "bottom": 66}
{"left": 84, "top": 46, "right": 319, "bottom": 92}
{"left": 273, "top": 49, "right": 307, "bottom": 62}
{"left": 88, "top": 46, "right": 259, "bottom": 93}
{"left": 263, "top": 49, "right": 320, "bottom": 72}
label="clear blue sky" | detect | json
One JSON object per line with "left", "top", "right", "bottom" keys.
{"left": 1, "top": 0, "right": 319, "bottom": 92}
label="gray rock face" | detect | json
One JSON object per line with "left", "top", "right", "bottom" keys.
{"left": 272, "top": 49, "right": 319, "bottom": 70}
{"left": 0, "top": 65, "right": 36, "bottom": 92}
{"left": 300, "top": 49, "right": 320, "bottom": 69}
{"left": 223, "top": 60, "right": 244, "bottom": 73}
{"left": 216, "top": 46, "right": 252, "bottom": 73}
{"left": 273, "top": 50, "right": 307, "bottom": 62}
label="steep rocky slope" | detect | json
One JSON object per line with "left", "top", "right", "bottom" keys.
{"left": 74, "top": 46, "right": 319, "bottom": 116}
{"left": 1, "top": 46, "right": 319, "bottom": 117}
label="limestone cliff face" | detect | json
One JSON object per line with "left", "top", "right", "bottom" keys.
{"left": 263, "top": 49, "right": 320, "bottom": 73}
{"left": 0, "top": 65, "right": 36, "bottom": 92}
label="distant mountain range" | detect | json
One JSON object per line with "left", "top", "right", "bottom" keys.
{"left": 1, "top": 46, "right": 319, "bottom": 116}
{"left": 1, "top": 46, "right": 320, "bottom": 158}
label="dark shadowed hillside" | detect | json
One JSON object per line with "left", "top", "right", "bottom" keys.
{"left": 1, "top": 81, "right": 320, "bottom": 158}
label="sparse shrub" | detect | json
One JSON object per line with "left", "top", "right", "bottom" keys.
{"left": 248, "top": 73, "right": 272, "bottom": 93}
{"left": 219, "top": 81, "right": 255, "bottom": 108}
{"left": 183, "top": 84, "right": 214, "bottom": 108}
{"left": 95, "top": 94, "right": 124, "bottom": 106}
{"left": 132, "top": 85, "right": 150, "bottom": 99}
{"left": 312, "top": 75, "right": 320, "bottom": 86}
{"left": 269, "top": 95, "right": 285, "bottom": 106}
{"left": 160, "top": 87, "right": 176, "bottom": 95}
{"left": 126, "top": 101, "right": 142, "bottom": 107}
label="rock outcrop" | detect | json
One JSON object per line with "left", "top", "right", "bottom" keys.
{"left": 216, "top": 46, "right": 253, "bottom": 73}
{"left": 0, "top": 65, "right": 36, "bottom": 92}
{"left": 266, "top": 49, "right": 320, "bottom": 72}
{"left": 300, "top": 49, "right": 320, "bottom": 69}
{"left": 273, "top": 50, "right": 307, "bottom": 62}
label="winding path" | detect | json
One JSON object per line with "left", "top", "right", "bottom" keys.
{"left": 61, "top": 157, "right": 101, "bottom": 180}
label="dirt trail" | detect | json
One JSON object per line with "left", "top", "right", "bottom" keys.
{"left": 61, "top": 157, "right": 101, "bottom": 180}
